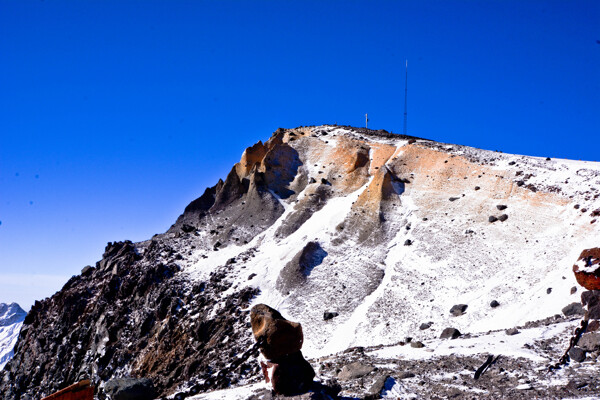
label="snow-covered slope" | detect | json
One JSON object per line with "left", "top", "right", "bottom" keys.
{"left": 176, "top": 126, "right": 600, "bottom": 357}
{"left": 0, "top": 303, "right": 26, "bottom": 370}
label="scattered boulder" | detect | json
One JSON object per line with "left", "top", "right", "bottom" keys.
{"left": 588, "top": 305, "right": 600, "bottom": 320}
{"left": 404, "top": 239, "right": 413, "bottom": 246}
{"left": 496, "top": 205, "right": 508, "bottom": 210}
{"left": 397, "top": 371, "right": 415, "bottom": 379}
{"left": 323, "top": 312, "right": 338, "bottom": 321}
{"left": 450, "top": 304, "right": 468, "bottom": 316}
{"left": 547, "top": 288, "right": 552, "bottom": 294}
{"left": 490, "top": 300, "right": 500, "bottom": 308}
{"left": 181, "top": 224, "right": 196, "bottom": 233}
{"left": 81, "top": 265, "right": 94, "bottom": 276}
{"left": 498, "top": 214, "right": 508, "bottom": 222}
{"left": 573, "top": 248, "right": 600, "bottom": 290}
{"left": 488, "top": 216, "right": 498, "bottom": 223}
{"left": 103, "top": 377, "right": 157, "bottom": 400}
{"left": 440, "top": 328, "right": 461, "bottom": 339}
{"left": 588, "top": 320, "right": 600, "bottom": 332}
{"left": 337, "top": 362, "right": 375, "bottom": 381}
{"left": 581, "top": 290, "right": 600, "bottom": 308}
{"left": 419, "top": 322, "right": 431, "bottom": 330}
{"left": 449, "top": 197, "right": 460, "bottom": 202}
{"left": 571, "top": 286, "right": 578, "bottom": 295}
{"left": 410, "top": 341, "right": 424, "bottom": 348}
{"left": 505, "top": 328, "right": 520, "bottom": 336}
{"left": 364, "top": 375, "right": 390, "bottom": 400}
{"left": 568, "top": 347, "right": 586, "bottom": 363}
{"left": 562, "top": 302, "right": 585, "bottom": 317}
{"left": 578, "top": 332, "right": 600, "bottom": 352}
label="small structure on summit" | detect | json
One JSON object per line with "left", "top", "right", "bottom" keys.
{"left": 250, "top": 304, "right": 315, "bottom": 395}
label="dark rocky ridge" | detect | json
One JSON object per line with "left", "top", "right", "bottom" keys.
{"left": 0, "top": 239, "right": 261, "bottom": 399}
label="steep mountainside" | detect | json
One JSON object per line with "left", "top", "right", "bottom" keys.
{"left": 0, "top": 303, "right": 26, "bottom": 371}
{"left": 1, "top": 126, "right": 599, "bottom": 399}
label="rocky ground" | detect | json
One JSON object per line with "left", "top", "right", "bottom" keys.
{"left": 189, "top": 315, "right": 600, "bottom": 400}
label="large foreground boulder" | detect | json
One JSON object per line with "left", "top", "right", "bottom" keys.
{"left": 250, "top": 304, "right": 304, "bottom": 360}
{"left": 250, "top": 304, "right": 315, "bottom": 395}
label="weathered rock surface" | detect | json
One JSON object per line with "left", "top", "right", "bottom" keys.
{"left": 562, "top": 302, "right": 585, "bottom": 316}
{"left": 250, "top": 304, "right": 304, "bottom": 360}
{"left": 337, "top": 361, "right": 375, "bottom": 381}
{"left": 103, "top": 377, "right": 157, "bottom": 400}
{"left": 449, "top": 304, "right": 468, "bottom": 316}
{"left": 251, "top": 304, "right": 315, "bottom": 395}
{"left": 573, "top": 248, "right": 600, "bottom": 290}
{"left": 440, "top": 328, "right": 461, "bottom": 339}
{"left": 0, "top": 240, "right": 261, "bottom": 399}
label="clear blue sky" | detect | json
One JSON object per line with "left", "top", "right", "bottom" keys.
{"left": 1, "top": 0, "right": 598, "bottom": 309}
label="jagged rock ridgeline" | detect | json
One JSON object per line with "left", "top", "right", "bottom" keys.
{"left": 0, "top": 240, "right": 260, "bottom": 399}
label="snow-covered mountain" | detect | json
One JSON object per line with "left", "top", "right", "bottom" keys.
{"left": 0, "top": 303, "right": 26, "bottom": 371}
{"left": 1, "top": 126, "right": 599, "bottom": 399}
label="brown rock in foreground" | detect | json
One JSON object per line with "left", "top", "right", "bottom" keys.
{"left": 260, "top": 351, "right": 316, "bottom": 395}
{"left": 250, "top": 303, "right": 304, "bottom": 360}
{"left": 573, "top": 248, "right": 600, "bottom": 290}
{"left": 251, "top": 304, "right": 315, "bottom": 395}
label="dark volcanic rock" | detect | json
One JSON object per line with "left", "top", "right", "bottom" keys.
{"left": 104, "top": 377, "right": 157, "bottom": 400}
{"left": 337, "top": 362, "right": 375, "bottom": 381}
{"left": 568, "top": 347, "right": 586, "bottom": 363}
{"left": 0, "top": 239, "right": 261, "bottom": 399}
{"left": 562, "top": 302, "right": 585, "bottom": 317}
{"left": 490, "top": 300, "right": 500, "bottom": 308}
{"left": 505, "top": 328, "right": 520, "bottom": 336}
{"left": 440, "top": 328, "right": 461, "bottom": 339}
{"left": 323, "top": 312, "right": 339, "bottom": 321}
{"left": 250, "top": 304, "right": 303, "bottom": 360}
{"left": 364, "top": 375, "right": 390, "bottom": 400}
{"left": 276, "top": 242, "right": 327, "bottom": 294}
{"left": 450, "top": 304, "right": 468, "bottom": 316}
{"left": 578, "top": 332, "right": 600, "bottom": 352}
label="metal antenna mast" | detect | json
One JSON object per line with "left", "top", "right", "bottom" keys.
{"left": 403, "top": 59, "right": 408, "bottom": 135}
{"left": 365, "top": 113, "right": 369, "bottom": 129}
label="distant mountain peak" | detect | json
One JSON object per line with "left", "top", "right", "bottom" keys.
{"left": 0, "top": 302, "right": 26, "bottom": 371}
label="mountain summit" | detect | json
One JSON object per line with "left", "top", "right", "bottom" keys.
{"left": 0, "top": 302, "right": 26, "bottom": 371}
{"left": 1, "top": 126, "right": 600, "bottom": 398}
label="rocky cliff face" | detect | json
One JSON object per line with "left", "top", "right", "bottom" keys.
{"left": 1, "top": 125, "right": 600, "bottom": 399}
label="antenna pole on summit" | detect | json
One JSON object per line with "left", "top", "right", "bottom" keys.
{"left": 365, "top": 113, "right": 369, "bottom": 129}
{"left": 403, "top": 59, "right": 408, "bottom": 135}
